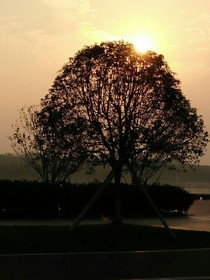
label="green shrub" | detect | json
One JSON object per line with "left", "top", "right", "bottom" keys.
{"left": 0, "top": 180, "right": 194, "bottom": 218}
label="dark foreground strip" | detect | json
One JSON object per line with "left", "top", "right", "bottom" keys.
{"left": 1, "top": 249, "right": 210, "bottom": 280}
{"left": 139, "top": 276, "right": 210, "bottom": 280}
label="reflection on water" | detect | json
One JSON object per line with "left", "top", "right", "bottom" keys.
{"left": 188, "top": 199, "right": 210, "bottom": 216}
{"left": 126, "top": 200, "right": 210, "bottom": 232}
{"left": 182, "top": 182, "right": 210, "bottom": 194}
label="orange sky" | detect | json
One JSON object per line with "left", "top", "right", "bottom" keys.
{"left": 0, "top": 0, "right": 210, "bottom": 165}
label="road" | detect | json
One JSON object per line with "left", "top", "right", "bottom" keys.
{"left": 0, "top": 200, "right": 210, "bottom": 279}
{"left": 1, "top": 249, "right": 210, "bottom": 279}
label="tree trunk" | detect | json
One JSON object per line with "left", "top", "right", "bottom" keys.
{"left": 113, "top": 166, "right": 122, "bottom": 224}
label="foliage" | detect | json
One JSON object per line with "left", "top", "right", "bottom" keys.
{"left": 0, "top": 180, "right": 194, "bottom": 218}
{"left": 9, "top": 106, "right": 84, "bottom": 183}
{"left": 39, "top": 40, "right": 208, "bottom": 222}
{"left": 42, "top": 41, "right": 208, "bottom": 173}
{"left": 145, "top": 184, "right": 194, "bottom": 215}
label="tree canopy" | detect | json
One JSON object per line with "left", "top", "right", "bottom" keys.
{"left": 9, "top": 106, "right": 84, "bottom": 183}
{"left": 38, "top": 40, "right": 208, "bottom": 222}
{"left": 41, "top": 41, "right": 208, "bottom": 172}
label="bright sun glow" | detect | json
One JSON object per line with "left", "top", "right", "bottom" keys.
{"left": 131, "top": 37, "right": 153, "bottom": 52}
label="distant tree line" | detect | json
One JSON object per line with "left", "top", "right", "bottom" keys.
{"left": 0, "top": 180, "right": 194, "bottom": 219}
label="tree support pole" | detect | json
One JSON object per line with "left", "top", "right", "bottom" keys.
{"left": 70, "top": 169, "right": 115, "bottom": 230}
{"left": 140, "top": 183, "right": 176, "bottom": 239}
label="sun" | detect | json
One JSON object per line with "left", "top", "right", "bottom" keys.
{"left": 132, "top": 37, "right": 153, "bottom": 52}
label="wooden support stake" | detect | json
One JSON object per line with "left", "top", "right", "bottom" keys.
{"left": 140, "top": 183, "right": 176, "bottom": 239}
{"left": 70, "top": 169, "right": 115, "bottom": 230}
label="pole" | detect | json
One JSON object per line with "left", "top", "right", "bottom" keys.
{"left": 140, "top": 183, "right": 176, "bottom": 239}
{"left": 70, "top": 169, "right": 115, "bottom": 230}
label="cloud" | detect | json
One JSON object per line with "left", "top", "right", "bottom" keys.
{"left": 0, "top": 1, "right": 92, "bottom": 60}
{"left": 190, "top": 12, "right": 210, "bottom": 24}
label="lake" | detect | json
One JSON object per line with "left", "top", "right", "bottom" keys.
{"left": 0, "top": 199, "right": 209, "bottom": 233}
{"left": 183, "top": 183, "right": 210, "bottom": 195}
{"left": 126, "top": 199, "right": 210, "bottom": 232}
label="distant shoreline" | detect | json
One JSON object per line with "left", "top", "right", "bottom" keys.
{"left": 0, "top": 154, "right": 210, "bottom": 188}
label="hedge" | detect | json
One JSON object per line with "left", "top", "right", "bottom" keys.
{"left": 0, "top": 180, "right": 194, "bottom": 219}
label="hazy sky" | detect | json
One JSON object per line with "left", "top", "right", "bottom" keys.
{"left": 0, "top": 0, "right": 210, "bottom": 165}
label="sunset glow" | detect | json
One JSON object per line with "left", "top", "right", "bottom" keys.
{"left": 132, "top": 37, "right": 153, "bottom": 52}
{"left": 0, "top": 0, "right": 210, "bottom": 165}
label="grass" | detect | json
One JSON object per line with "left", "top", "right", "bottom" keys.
{"left": 1, "top": 223, "right": 210, "bottom": 254}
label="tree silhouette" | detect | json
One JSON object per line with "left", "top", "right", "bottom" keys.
{"left": 40, "top": 41, "right": 208, "bottom": 223}
{"left": 9, "top": 106, "right": 85, "bottom": 183}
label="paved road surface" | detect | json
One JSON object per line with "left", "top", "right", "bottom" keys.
{"left": 1, "top": 200, "right": 210, "bottom": 279}
{"left": 1, "top": 249, "right": 210, "bottom": 279}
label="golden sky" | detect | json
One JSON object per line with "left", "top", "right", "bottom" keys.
{"left": 0, "top": 0, "right": 210, "bottom": 164}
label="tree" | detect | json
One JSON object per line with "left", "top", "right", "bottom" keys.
{"left": 9, "top": 106, "right": 85, "bottom": 183}
{"left": 40, "top": 41, "right": 208, "bottom": 222}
